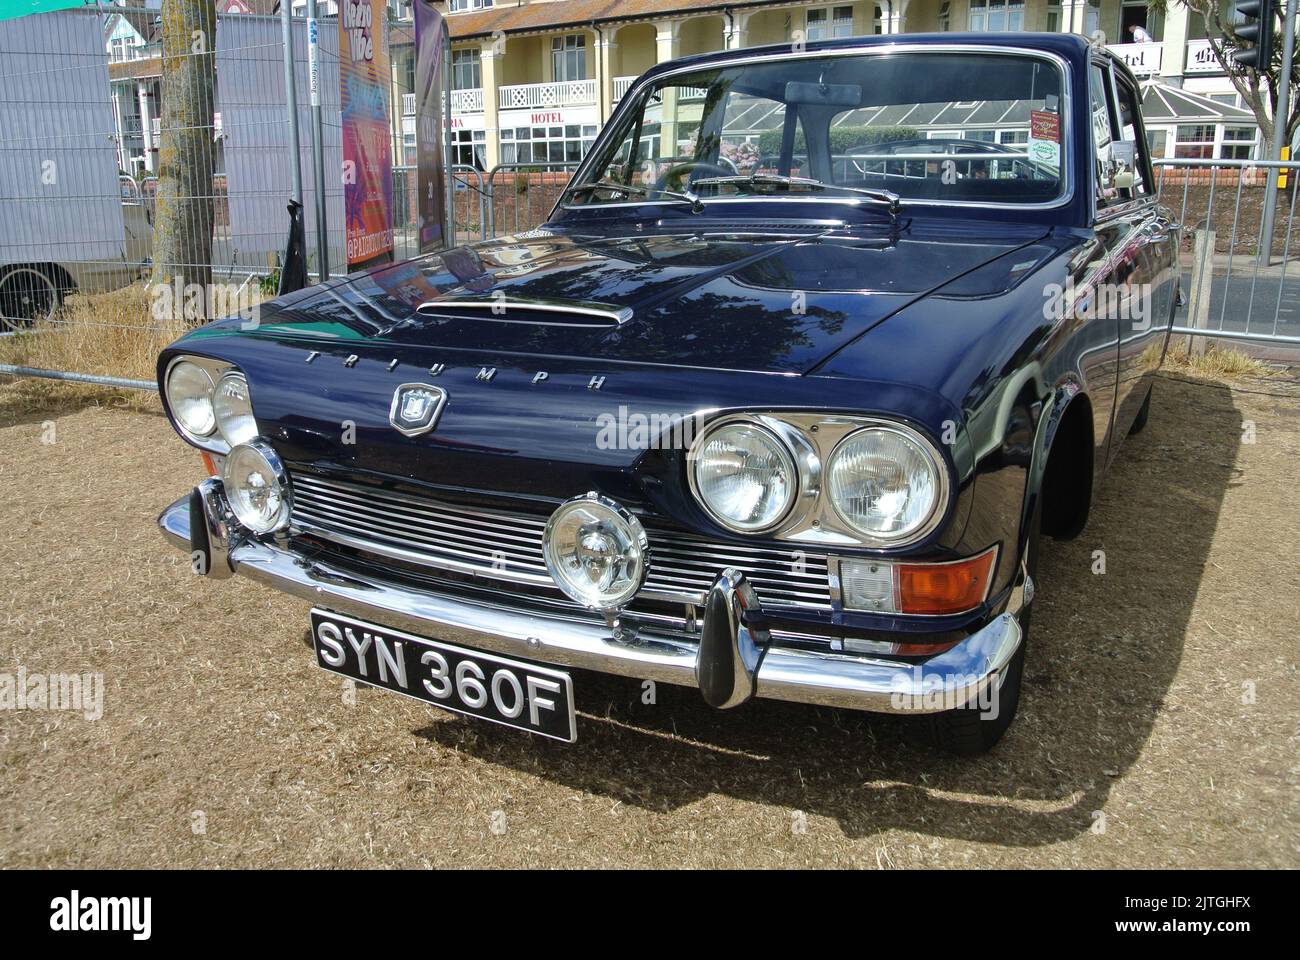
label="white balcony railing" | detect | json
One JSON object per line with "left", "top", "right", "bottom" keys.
{"left": 450, "top": 87, "right": 484, "bottom": 113}
{"left": 403, "top": 90, "right": 483, "bottom": 116}
{"left": 499, "top": 78, "right": 597, "bottom": 110}
{"left": 612, "top": 77, "right": 706, "bottom": 103}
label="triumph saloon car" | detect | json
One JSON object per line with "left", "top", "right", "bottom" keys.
{"left": 157, "top": 33, "right": 1176, "bottom": 754}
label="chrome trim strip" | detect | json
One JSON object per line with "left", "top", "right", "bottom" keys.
{"left": 558, "top": 44, "right": 1075, "bottom": 217}
{"left": 159, "top": 493, "right": 1025, "bottom": 715}
{"left": 417, "top": 298, "right": 633, "bottom": 326}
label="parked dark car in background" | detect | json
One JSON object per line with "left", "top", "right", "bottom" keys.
{"left": 156, "top": 33, "right": 1177, "bottom": 754}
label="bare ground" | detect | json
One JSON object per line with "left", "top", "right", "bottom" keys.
{"left": 0, "top": 372, "right": 1296, "bottom": 868}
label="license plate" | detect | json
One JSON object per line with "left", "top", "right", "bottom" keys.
{"left": 310, "top": 609, "right": 577, "bottom": 742}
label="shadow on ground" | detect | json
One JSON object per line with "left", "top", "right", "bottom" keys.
{"left": 414, "top": 376, "right": 1243, "bottom": 846}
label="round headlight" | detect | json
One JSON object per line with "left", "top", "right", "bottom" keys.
{"left": 166, "top": 360, "right": 216, "bottom": 437}
{"left": 690, "top": 421, "right": 796, "bottom": 532}
{"left": 222, "top": 440, "right": 291, "bottom": 535}
{"left": 213, "top": 372, "right": 258, "bottom": 446}
{"left": 827, "top": 426, "right": 944, "bottom": 542}
{"left": 543, "top": 493, "right": 648, "bottom": 611}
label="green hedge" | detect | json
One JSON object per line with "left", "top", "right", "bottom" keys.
{"left": 756, "top": 125, "right": 920, "bottom": 156}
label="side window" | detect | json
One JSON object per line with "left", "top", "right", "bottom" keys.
{"left": 1112, "top": 76, "right": 1151, "bottom": 197}
{"left": 1090, "top": 63, "right": 1121, "bottom": 208}
{"left": 1092, "top": 62, "right": 1149, "bottom": 208}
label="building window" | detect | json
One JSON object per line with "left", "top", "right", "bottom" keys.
{"left": 1172, "top": 123, "right": 1255, "bottom": 161}
{"left": 451, "top": 49, "right": 481, "bottom": 90}
{"left": 1046, "top": 2, "right": 1060, "bottom": 31}
{"left": 501, "top": 123, "right": 598, "bottom": 167}
{"left": 807, "top": 5, "right": 855, "bottom": 41}
{"left": 108, "top": 35, "right": 142, "bottom": 63}
{"left": 451, "top": 128, "right": 487, "bottom": 169}
{"left": 551, "top": 35, "right": 587, "bottom": 82}
{"left": 1175, "top": 124, "right": 1215, "bottom": 159}
{"left": 938, "top": 2, "right": 951, "bottom": 31}
{"left": 1220, "top": 125, "right": 1258, "bottom": 160}
{"left": 1121, "top": 0, "right": 1161, "bottom": 42}
{"left": 969, "top": 0, "right": 1024, "bottom": 32}
{"left": 448, "top": 0, "right": 492, "bottom": 12}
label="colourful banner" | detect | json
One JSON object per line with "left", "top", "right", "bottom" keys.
{"left": 414, "top": 0, "right": 449, "bottom": 253}
{"left": 339, "top": 0, "right": 392, "bottom": 270}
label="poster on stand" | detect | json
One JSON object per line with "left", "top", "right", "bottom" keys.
{"left": 340, "top": 0, "right": 392, "bottom": 270}
{"left": 414, "top": 0, "right": 449, "bottom": 253}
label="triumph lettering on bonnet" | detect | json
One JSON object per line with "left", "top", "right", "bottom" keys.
{"left": 304, "top": 352, "right": 609, "bottom": 388}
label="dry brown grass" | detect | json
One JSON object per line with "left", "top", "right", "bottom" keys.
{"left": 6, "top": 283, "right": 186, "bottom": 382}
{"left": 0, "top": 282, "right": 253, "bottom": 415}
{"left": 1162, "top": 343, "right": 1277, "bottom": 381}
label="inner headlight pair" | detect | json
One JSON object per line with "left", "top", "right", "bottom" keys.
{"left": 164, "top": 359, "right": 258, "bottom": 448}
{"left": 689, "top": 417, "right": 946, "bottom": 545}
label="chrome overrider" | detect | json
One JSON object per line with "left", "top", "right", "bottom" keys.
{"left": 158, "top": 480, "right": 1026, "bottom": 715}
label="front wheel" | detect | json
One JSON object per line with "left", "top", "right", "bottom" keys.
{"left": 909, "top": 641, "right": 1025, "bottom": 756}
{"left": 908, "top": 498, "right": 1039, "bottom": 756}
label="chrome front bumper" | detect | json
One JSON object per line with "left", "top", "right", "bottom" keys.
{"left": 158, "top": 486, "right": 1025, "bottom": 716}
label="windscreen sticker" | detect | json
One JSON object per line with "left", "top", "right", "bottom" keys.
{"left": 1029, "top": 109, "right": 1061, "bottom": 169}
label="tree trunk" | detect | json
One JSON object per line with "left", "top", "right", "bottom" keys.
{"left": 151, "top": 0, "right": 216, "bottom": 322}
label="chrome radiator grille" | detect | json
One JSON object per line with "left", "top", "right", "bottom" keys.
{"left": 289, "top": 471, "right": 832, "bottom": 611}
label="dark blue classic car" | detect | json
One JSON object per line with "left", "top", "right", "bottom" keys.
{"left": 157, "top": 33, "right": 1176, "bottom": 753}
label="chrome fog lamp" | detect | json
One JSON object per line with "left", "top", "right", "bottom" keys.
{"left": 221, "top": 440, "right": 291, "bottom": 535}
{"left": 689, "top": 420, "right": 797, "bottom": 533}
{"left": 212, "top": 372, "right": 258, "bottom": 447}
{"left": 543, "top": 493, "right": 649, "bottom": 612}
{"left": 827, "top": 425, "right": 946, "bottom": 544}
{"left": 165, "top": 360, "right": 216, "bottom": 438}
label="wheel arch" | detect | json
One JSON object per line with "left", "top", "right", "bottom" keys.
{"left": 1025, "top": 383, "right": 1095, "bottom": 547}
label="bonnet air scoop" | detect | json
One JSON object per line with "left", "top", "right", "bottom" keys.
{"left": 416, "top": 296, "right": 633, "bottom": 328}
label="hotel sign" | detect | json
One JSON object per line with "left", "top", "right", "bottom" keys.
{"left": 1185, "top": 40, "right": 1225, "bottom": 74}
{"left": 1110, "top": 42, "right": 1163, "bottom": 76}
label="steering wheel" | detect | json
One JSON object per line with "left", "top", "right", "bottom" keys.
{"left": 653, "top": 159, "right": 737, "bottom": 193}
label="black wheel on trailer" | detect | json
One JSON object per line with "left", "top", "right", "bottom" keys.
{"left": 0, "top": 265, "right": 64, "bottom": 332}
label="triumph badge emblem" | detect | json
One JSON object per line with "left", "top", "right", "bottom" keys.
{"left": 389, "top": 383, "right": 448, "bottom": 437}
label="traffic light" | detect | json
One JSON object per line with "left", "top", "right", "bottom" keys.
{"left": 1233, "top": 0, "right": 1276, "bottom": 70}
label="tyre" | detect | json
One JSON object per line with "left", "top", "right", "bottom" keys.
{"left": 908, "top": 497, "right": 1038, "bottom": 756}
{"left": 1128, "top": 384, "right": 1152, "bottom": 435}
{"left": 0, "top": 265, "right": 62, "bottom": 331}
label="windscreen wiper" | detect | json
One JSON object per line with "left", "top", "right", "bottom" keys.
{"left": 563, "top": 179, "right": 704, "bottom": 213}
{"left": 693, "top": 173, "right": 901, "bottom": 219}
